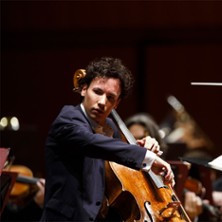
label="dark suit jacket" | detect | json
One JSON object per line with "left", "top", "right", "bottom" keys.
{"left": 41, "top": 105, "right": 147, "bottom": 221}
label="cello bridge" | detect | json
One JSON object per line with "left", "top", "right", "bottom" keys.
{"left": 159, "top": 201, "right": 181, "bottom": 219}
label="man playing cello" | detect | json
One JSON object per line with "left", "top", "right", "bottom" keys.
{"left": 40, "top": 57, "right": 175, "bottom": 221}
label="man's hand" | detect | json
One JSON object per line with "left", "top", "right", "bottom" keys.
{"left": 151, "top": 156, "right": 175, "bottom": 187}
{"left": 184, "top": 191, "right": 203, "bottom": 220}
{"left": 137, "top": 136, "right": 163, "bottom": 156}
{"left": 34, "top": 178, "right": 45, "bottom": 208}
{"left": 212, "top": 191, "right": 222, "bottom": 213}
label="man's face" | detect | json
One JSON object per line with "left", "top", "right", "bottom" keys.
{"left": 81, "top": 77, "right": 121, "bottom": 125}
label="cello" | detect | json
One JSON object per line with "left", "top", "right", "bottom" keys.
{"left": 73, "top": 69, "right": 191, "bottom": 222}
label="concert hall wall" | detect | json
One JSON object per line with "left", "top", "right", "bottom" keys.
{"left": 1, "top": 1, "right": 222, "bottom": 176}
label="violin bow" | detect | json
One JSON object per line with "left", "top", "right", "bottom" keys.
{"left": 191, "top": 82, "right": 222, "bottom": 86}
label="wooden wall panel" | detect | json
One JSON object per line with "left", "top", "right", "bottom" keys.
{"left": 1, "top": 1, "right": 222, "bottom": 174}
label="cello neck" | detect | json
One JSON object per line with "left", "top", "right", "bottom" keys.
{"left": 111, "top": 109, "right": 137, "bottom": 145}
{"left": 111, "top": 109, "right": 166, "bottom": 188}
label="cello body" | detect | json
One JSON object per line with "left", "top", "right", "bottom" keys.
{"left": 103, "top": 110, "right": 191, "bottom": 222}
{"left": 105, "top": 161, "right": 189, "bottom": 222}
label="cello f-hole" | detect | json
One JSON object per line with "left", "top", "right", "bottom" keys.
{"left": 144, "top": 201, "right": 154, "bottom": 222}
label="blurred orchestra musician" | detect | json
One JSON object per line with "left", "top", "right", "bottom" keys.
{"left": 149, "top": 93, "right": 222, "bottom": 221}
{"left": 125, "top": 112, "right": 222, "bottom": 222}
{"left": 160, "top": 95, "right": 213, "bottom": 160}
{"left": 0, "top": 116, "right": 45, "bottom": 221}
{"left": 0, "top": 148, "right": 45, "bottom": 222}
{"left": 1, "top": 178, "right": 45, "bottom": 221}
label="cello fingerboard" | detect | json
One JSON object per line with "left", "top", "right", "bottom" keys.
{"left": 148, "top": 170, "right": 168, "bottom": 189}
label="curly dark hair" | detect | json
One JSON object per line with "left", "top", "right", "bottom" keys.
{"left": 78, "top": 57, "right": 134, "bottom": 99}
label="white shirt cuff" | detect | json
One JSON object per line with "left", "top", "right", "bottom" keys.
{"left": 142, "top": 150, "right": 156, "bottom": 172}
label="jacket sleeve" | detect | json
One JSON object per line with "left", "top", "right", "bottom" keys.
{"left": 47, "top": 106, "right": 148, "bottom": 170}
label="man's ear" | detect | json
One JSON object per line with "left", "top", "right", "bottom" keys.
{"left": 80, "top": 85, "right": 88, "bottom": 97}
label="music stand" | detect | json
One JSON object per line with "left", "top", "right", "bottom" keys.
{"left": 180, "top": 156, "right": 217, "bottom": 204}
{"left": 0, "top": 148, "right": 10, "bottom": 176}
{"left": 181, "top": 156, "right": 222, "bottom": 172}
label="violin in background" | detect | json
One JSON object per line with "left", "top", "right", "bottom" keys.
{"left": 3, "top": 164, "right": 40, "bottom": 206}
{"left": 184, "top": 177, "right": 222, "bottom": 221}
{"left": 1, "top": 162, "right": 45, "bottom": 221}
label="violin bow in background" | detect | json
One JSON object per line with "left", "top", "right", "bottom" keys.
{"left": 191, "top": 82, "right": 222, "bottom": 86}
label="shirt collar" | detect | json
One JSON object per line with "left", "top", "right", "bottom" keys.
{"left": 80, "top": 103, "right": 113, "bottom": 137}
{"left": 80, "top": 103, "right": 98, "bottom": 129}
